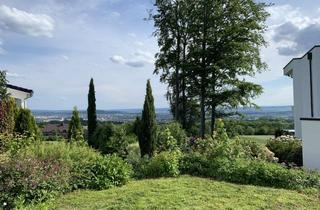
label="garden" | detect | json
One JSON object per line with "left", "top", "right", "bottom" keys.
{"left": 0, "top": 85, "right": 319, "bottom": 209}
{"left": 1, "top": 0, "right": 320, "bottom": 209}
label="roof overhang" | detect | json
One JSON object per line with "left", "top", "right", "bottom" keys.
{"left": 6, "top": 84, "right": 34, "bottom": 97}
{"left": 283, "top": 45, "right": 320, "bottom": 78}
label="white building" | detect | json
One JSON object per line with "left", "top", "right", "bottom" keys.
{"left": 6, "top": 84, "right": 33, "bottom": 108}
{"left": 284, "top": 45, "right": 320, "bottom": 170}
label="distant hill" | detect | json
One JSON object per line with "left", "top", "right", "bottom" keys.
{"left": 32, "top": 106, "right": 293, "bottom": 123}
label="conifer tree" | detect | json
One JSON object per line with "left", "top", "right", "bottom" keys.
{"left": 0, "top": 70, "right": 8, "bottom": 100}
{"left": 68, "top": 107, "right": 84, "bottom": 142}
{"left": 14, "top": 109, "right": 38, "bottom": 136}
{"left": 87, "top": 78, "right": 97, "bottom": 146}
{"left": 139, "top": 80, "right": 157, "bottom": 157}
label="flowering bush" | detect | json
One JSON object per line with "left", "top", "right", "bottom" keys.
{"left": 0, "top": 157, "right": 71, "bottom": 209}
{"left": 1, "top": 140, "right": 133, "bottom": 208}
{"left": 267, "top": 135, "right": 302, "bottom": 166}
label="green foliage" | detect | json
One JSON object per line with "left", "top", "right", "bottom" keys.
{"left": 153, "top": 0, "right": 269, "bottom": 136}
{"left": 266, "top": 136, "right": 302, "bottom": 166}
{"left": 78, "top": 155, "right": 132, "bottom": 190}
{"left": 0, "top": 70, "right": 8, "bottom": 100}
{"left": 156, "top": 128, "right": 178, "bottom": 153}
{"left": 87, "top": 78, "right": 97, "bottom": 145}
{"left": 180, "top": 154, "right": 320, "bottom": 190}
{"left": 138, "top": 80, "right": 157, "bottom": 157}
{"left": 67, "top": 107, "right": 84, "bottom": 142}
{"left": 14, "top": 109, "right": 39, "bottom": 137}
{"left": 134, "top": 151, "right": 181, "bottom": 179}
{"left": 157, "top": 122, "right": 187, "bottom": 149}
{"left": 92, "top": 123, "right": 114, "bottom": 152}
{"left": 0, "top": 98, "right": 18, "bottom": 134}
{"left": 0, "top": 156, "right": 70, "bottom": 209}
{"left": 223, "top": 118, "right": 293, "bottom": 137}
{"left": 0, "top": 134, "right": 35, "bottom": 158}
{"left": 91, "top": 123, "right": 135, "bottom": 157}
{"left": 2, "top": 140, "right": 133, "bottom": 208}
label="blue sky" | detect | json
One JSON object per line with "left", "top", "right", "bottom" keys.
{"left": 1, "top": 0, "right": 319, "bottom": 110}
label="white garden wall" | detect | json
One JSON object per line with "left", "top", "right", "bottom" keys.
{"left": 301, "top": 118, "right": 320, "bottom": 170}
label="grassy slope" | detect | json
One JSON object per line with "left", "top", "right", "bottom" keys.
{"left": 239, "top": 135, "right": 273, "bottom": 146}
{"left": 35, "top": 176, "right": 320, "bottom": 210}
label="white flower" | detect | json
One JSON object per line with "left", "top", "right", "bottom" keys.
{"left": 3, "top": 202, "right": 7, "bottom": 206}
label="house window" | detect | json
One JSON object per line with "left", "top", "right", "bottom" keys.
{"left": 15, "top": 98, "right": 22, "bottom": 108}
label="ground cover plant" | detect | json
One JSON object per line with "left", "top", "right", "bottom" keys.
{"left": 31, "top": 176, "right": 320, "bottom": 210}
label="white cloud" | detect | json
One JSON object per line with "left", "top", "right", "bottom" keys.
{"left": 110, "top": 50, "right": 155, "bottom": 68}
{"left": 61, "top": 55, "right": 69, "bottom": 61}
{"left": 0, "top": 40, "right": 5, "bottom": 55}
{"left": 267, "top": 5, "right": 320, "bottom": 56}
{"left": 134, "top": 41, "right": 144, "bottom": 46}
{"left": 128, "top": 32, "right": 137, "bottom": 38}
{"left": 110, "top": 55, "right": 125, "bottom": 64}
{"left": 7, "top": 72, "right": 21, "bottom": 78}
{"left": 0, "top": 5, "right": 54, "bottom": 37}
{"left": 111, "top": 11, "right": 120, "bottom": 18}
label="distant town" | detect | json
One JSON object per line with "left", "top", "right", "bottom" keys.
{"left": 32, "top": 106, "right": 293, "bottom": 123}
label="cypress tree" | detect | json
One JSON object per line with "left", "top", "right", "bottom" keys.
{"left": 87, "top": 78, "right": 97, "bottom": 146}
{"left": 0, "top": 70, "right": 8, "bottom": 100}
{"left": 68, "top": 107, "right": 84, "bottom": 142}
{"left": 139, "top": 80, "right": 157, "bottom": 157}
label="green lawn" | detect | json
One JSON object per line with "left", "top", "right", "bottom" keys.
{"left": 239, "top": 135, "right": 273, "bottom": 145}
{"left": 33, "top": 176, "right": 320, "bottom": 210}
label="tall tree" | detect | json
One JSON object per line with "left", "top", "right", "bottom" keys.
{"left": 153, "top": 0, "right": 269, "bottom": 137}
{"left": 138, "top": 80, "right": 157, "bottom": 157}
{"left": 153, "top": 0, "right": 195, "bottom": 129}
{"left": 68, "top": 107, "right": 84, "bottom": 142}
{"left": 87, "top": 78, "right": 97, "bottom": 146}
{"left": 0, "top": 70, "right": 8, "bottom": 100}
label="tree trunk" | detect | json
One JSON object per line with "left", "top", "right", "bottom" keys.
{"left": 211, "top": 103, "right": 216, "bottom": 135}
{"left": 182, "top": 41, "right": 187, "bottom": 129}
{"left": 175, "top": 35, "right": 181, "bottom": 121}
{"left": 200, "top": 3, "right": 207, "bottom": 138}
{"left": 174, "top": 3, "right": 181, "bottom": 122}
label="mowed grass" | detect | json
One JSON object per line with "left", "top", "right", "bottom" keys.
{"left": 239, "top": 135, "right": 273, "bottom": 146}
{"left": 35, "top": 176, "right": 320, "bottom": 210}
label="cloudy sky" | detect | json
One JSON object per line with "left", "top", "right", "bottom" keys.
{"left": 1, "top": 0, "right": 319, "bottom": 110}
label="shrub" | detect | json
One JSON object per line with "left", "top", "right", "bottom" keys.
{"left": 179, "top": 153, "right": 320, "bottom": 190}
{"left": 134, "top": 151, "right": 181, "bottom": 179}
{"left": 78, "top": 155, "right": 132, "bottom": 190}
{"left": 0, "top": 98, "right": 17, "bottom": 134}
{"left": 67, "top": 107, "right": 84, "bottom": 143}
{"left": 237, "top": 139, "right": 277, "bottom": 162}
{"left": 266, "top": 136, "right": 302, "bottom": 166}
{"left": 91, "top": 123, "right": 114, "bottom": 151}
{"left": 21, "top": 141, "right": 132, "bottom": 191}
{"left": 14, "top": 109, "right": 38, "bottom": 135}
{"left": 159, "top": 123, "right": 187, "bottom": 148}
{"left": 0, "top": 134, "right": 35, "bottom": 157}
{"left": 0, "top": 156, "right": 70, "bottom": 209}
{"left": 156, "top": 128, "right": 178, "bottom": 153}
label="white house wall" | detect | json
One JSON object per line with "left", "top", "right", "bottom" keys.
{"left": 289, "top": 47, "right": 320, "bottom": 138}
{"left": 301, "top": 119, "right": 320, "bottom": 170}
{"left": 312, "top": 47, "right": 320, "bottom": 117}
{"left": 7, "top": 88, "right": 31, "bottom": 108}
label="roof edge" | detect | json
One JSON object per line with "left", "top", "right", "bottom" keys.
{"left": 6, "top": 84, "right": 34, "bottom": 95}
{"left": 283, "top": 45, "right": 320, "bottom": 70}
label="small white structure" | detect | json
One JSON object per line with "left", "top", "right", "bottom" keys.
{"left": 6, "top": 84, "right": 33, "bottom": 108}
{"left": 284, "top": 45, "right": 320, "bottom": 170}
